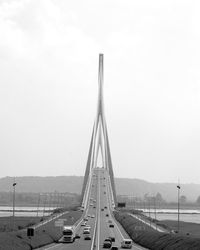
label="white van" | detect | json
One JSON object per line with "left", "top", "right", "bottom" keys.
{"left": 121, "top": 239, "right": 133, "bottom": 249}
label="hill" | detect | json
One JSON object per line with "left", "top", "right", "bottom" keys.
{"left": 1, "top": 176, "right": 200, "bottom": 202}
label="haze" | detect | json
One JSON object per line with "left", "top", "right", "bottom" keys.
{"left": 0, "top": 0, "right": 200, "bottom": 183}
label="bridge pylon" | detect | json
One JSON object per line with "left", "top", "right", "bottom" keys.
{"left": 81, "top": 54, "right": 117, "bottom": 208}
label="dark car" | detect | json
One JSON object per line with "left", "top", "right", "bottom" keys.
{"left": 103, "top": 241, "right": 112, "bottom": 248}
{"left": 109, "top": 236, "right": 115, "bottom": 242}
{"left": 109, "top": 224, "right": 114, "bottom": 228}
{"left": 75, "top": 234, "right": 81, "bottom": 239}
{"left": 104, "top": 238, "right": 112, "bottom": 243}
{"left": 111, "top": 247, "right": 119, "bottom": 250}
{"left": 104, "top": 206, "right": 107, "bottom": 209}
{"left": 84, "top": 235, "right": 91, "bottom": 240}
{"left": 106, "top": 214, "right": 109, "bottom": 217}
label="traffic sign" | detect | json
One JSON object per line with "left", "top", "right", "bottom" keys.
{"left": 27, "top": 227, "right": 34, "bottom": 237}
{"left": 55, "top": 220, "right": 64, "bottom": 227}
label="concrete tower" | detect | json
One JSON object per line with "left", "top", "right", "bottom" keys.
{"left": 81, "top": 54, "right": 117, "bottom": 207}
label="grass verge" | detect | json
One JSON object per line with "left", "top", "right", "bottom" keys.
{"left": 0, "top": 209, "right": 82, "bottom": 250}
{"left": 114, "top": 211, "right": 200, "bottom": 250}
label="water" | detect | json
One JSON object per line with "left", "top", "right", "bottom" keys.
{"left": 141, "top": 208, "right": 200, "bottom": 223}
{"left": 1, "top": 206, "right": 200, "bottom": 223}
{"left": 142, "top": 208, "right": 200, "bottom": 214}
{"left": 0, "top": 206, "right": 55, "bottom": 217}
{"left": 155, "top": 213, "right": 200, "bottom": 224}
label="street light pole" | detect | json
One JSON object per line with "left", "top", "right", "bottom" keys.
{"left": 36, "top": 193, "right": 41, "bottom": 217}
{"left": 177, "top": 184, "right": 181, "bottom": 233}
{"left": 12, "top": 179, "right": 17, "bottom": 231}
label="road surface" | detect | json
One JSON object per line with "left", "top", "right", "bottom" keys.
{"left": 36, "top": 168, "right": 148, "bottom": 250}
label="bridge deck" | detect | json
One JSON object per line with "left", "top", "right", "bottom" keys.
{"left": 36, "top": 168, "right": 147, "bottom": 250}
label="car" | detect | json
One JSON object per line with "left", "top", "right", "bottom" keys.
{"left": 93, "top": 206, "right": 96, "bottom": 209}
{"left": 104, "top": 206, "right": 107, "bottom": 209}
{"left": 109, "top": 236, "right": 115, "bottom": 242}
{"left": 104, "top": 238, "right": 112, "bottom": 243}
{"left": 103, "top": 241, "right": 112, "bottom": 248}
{"left": 108, "top": 220, "right": 112, "bottom": 223}
{"left": 106, "top": 214, "right": 109, "bottom": 217}
{"left": 81, "top": 222, "right": 86, "bottom": 226}
{"left": 84, "top": 225, "right": 91, "bottom": 230}
{"left": 83, "top": 217, "right": 88, "bottom": 221}
{"left": 84, "top": 235, "right": 91, "bottom": 240}
{"left": 121, "top": 239, "right": 133, "bottom": 249}
{"left": 91, "top": 215, "right": 95, "bottom": 218}
{"left": 87, "top": 214, "right": 91, "bottom": 217}
{"left": 101, "top": 208, "right": 104, "bottom": 211}
{"left": 83, "top": 230, "right": 90, "bottom": 234}
{"left": 111, "top": 247, "right": 119, "bottom": 250}
{"left": 109, "top": 224, "right": 114, "bottom": 228}
{"left": 75, "top": 234, "right": 81, "bottom": 239}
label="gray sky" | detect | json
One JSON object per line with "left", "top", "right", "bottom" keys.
{"left": 0, "top": 0, "right": 200, "bottom": 183}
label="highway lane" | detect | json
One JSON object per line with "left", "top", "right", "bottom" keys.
{"left": 36, "top": 168, "right": 148, "bottom": 250}
{"left": 36, "top": 169, "right": 98, "bottom": 250}
{"left": 97, "top": 168, "right": 147, "bottom": 250}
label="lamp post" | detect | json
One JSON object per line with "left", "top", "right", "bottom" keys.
{"left": 42, "top": 194, "right": 47, "bottom": 219}
{"left": 154, "top": 196, "right": 157, "bottom": 230}
{"left": 177, "top": 184, "right": 181, "bottom": 233}
{"left": 36, "top": 193, "right": 41, "bottom": 217}
{"left": 12, "top": 180, "right": 17, "bottom": 230}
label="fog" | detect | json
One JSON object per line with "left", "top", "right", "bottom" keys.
{"left": 0, "top": 0, "right": 200, "bottom": 183}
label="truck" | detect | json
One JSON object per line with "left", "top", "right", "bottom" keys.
{"left": 62, "top": 226, "right": 75, "bottom": 243}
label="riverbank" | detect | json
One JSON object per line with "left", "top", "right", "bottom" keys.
{"left": 158, "top": 220, "right": 200, "bottom": 238}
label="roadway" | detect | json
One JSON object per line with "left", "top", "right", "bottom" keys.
{"left": 36, "top": 168, "right": 147, "bottom": 250}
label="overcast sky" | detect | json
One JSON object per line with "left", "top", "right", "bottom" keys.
{"left": 0, "top": 0, "right": 200, "bottom": 183}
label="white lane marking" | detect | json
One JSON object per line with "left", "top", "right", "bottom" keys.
{"left": 96, "top": 169, "right": 101, "bottom": 250}
{"left": 33, "top": 211, "right": 69, "bottom": 229}
{"left": 90, "top": 170, "right": 98, "bottom": 250}
{"left": 37, "top": 170, "right": 97, "bottom": 250}
{"left": 88, "top": 169, "right": 99, "bottom": 250}
{"left": 104, "top": 172, "right": 124, "bottom": 240}
{"left": 41, "top": 243, "right": 61, "bottom": 250}
{"left": 90, "top": 210, "right": 98, "bottom": 250}
{"left": 105, "top": 171, "right": 147, "bottom": 250}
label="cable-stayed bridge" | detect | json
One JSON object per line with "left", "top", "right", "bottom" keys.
{"left": 36, "top": 54, "right": 147, "bottom": 250}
